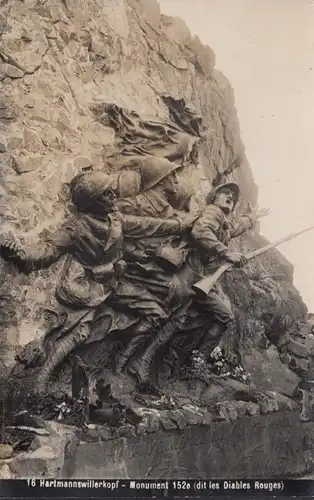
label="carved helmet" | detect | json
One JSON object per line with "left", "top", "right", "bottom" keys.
{"left": 70, "top": 171, "right": 115, "bottom": 211}
{"left": 206, "top": 182, "right": 240, "bottom": 211}
{"left": 139, "top": 156, "right": 182, "bottom": 192}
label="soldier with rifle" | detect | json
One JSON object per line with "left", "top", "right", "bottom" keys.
{"left": 190, "top": 182, "right": 270, "bottom": 360}
{"left": 125, "top": 181, "right": 269, "bottom": 388}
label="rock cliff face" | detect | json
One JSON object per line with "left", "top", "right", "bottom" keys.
{"left": 1, "top": 0, "right": 314, "bottom": 478}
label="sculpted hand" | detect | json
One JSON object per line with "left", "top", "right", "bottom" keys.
{"left": 0, "top": 239, "right": 32, "bottom": 274}
{"left": 179, "top": 210, "right": 201, "bottom": 230}
{"left": 225, "top": 251, "right": 248, "bottom": 268}
{"left": 0, "top": 239, "right": 26, "bottom": 263}
{"left": 248, "top": 205, "right": 271, "bottom": 222}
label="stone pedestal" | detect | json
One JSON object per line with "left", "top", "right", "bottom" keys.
{"left": 75, "top": 411, "right": 314, "bottom": 479}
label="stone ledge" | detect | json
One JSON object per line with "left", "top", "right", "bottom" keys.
{"left": 75, "top": 411, "right": 314, "bottom": 479}
{"left": 0, "top": 421, "right": 80, "bottom": 479}
{"left": 82, "top": 394, "right": 299, "bottom": 443}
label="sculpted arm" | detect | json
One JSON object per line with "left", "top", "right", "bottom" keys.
{"left": 192, "top": 207, "right": 255, "bottom": 267}
{"left": 228, "top": 215, "right": 254, "bottom": 238}
{"left": 191, "top": 206, "right": 229, "bottom": 258}
{"left": 121, "top": 213, "right": 196, "bottom": 238}
{"left": 0, "top": 220, "right": 75, "bottom": 273}
{"left": 229, "top": 207, "right": 271, "bottom": 238}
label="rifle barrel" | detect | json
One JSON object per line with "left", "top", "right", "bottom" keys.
{"left": 245, "top": 225, "right": 314, "bottom": 260}
{"left": 192, "top": 224, "right": 314, "bottom": 299}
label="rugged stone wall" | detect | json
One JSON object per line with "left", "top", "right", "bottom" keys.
{"left": 0, "top": 0, "right": 258, "bottom": 349}
{"left": 0, "top": 421, "right": 79, "bottom": 479}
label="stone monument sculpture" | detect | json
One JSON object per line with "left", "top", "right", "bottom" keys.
{"left": 0, "top": 97, "right": 312, "bottom": 415}
{"left": 0, "top": 167, "right": 198, "bottom": 394}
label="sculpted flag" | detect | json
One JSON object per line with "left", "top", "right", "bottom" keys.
{"left": 91, "top": 97, "right": 204, "bottom": 169}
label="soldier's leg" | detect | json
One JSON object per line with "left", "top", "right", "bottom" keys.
{"left": 127, "top": 316, "right": 182, "bottom": 387}
{"left": 114, "top": 319, "right": 158, "bottom": 374}
{"left": 127, "top": 303, "right": 188, "bottom": 387}
{"left": 35, "top": 310, "right": 94, "bottom": 394}
{"left": 194, "top": 291, "right": 234, "bottom": 359}
{"left": 126, "top": 277, "right": 192, "bottom": 386}
{"left": 110, "top": 282, "right": 169, "bottom": 374}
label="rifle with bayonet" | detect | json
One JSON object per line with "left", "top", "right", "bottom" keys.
{"left": 192, "top": 225, "right": 314, "bottom": 300}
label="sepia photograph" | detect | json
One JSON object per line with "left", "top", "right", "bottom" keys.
{"left": 0, "top": 0, "right": 313, "bottom": 495}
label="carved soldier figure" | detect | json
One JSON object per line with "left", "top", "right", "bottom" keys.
{"left": 116, "top": 155, "right": 200, "bottom": 267}
{"left": 118, "top": 180, "right": 260, "bottom": 388}
{"left": 110, "top": 156, "right": 202, "bottom": 385}
{"left": 0, "top": 171, "right": 197, "bottom": 392}
{"left": 190, "top": 182, "right": 270, "bottom": 359}
{"left": 117, "top": 156, "right": 183, "bottom": 218}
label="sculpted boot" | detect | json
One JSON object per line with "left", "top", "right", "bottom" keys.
{"left": 198, "top": 322, "right": 227, "bottom": 361}
{"left": 128, "top": 319, "right": 179, "bottom": 387}
{"left": 114, "top": 336, "right": 146, "bottom": 375}
{"left": 114, "top": 319, "right": 154, "bottom": 374}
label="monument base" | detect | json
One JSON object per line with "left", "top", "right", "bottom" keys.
{"left": 75, "top": 411, "right": 314, "bottom": 479}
